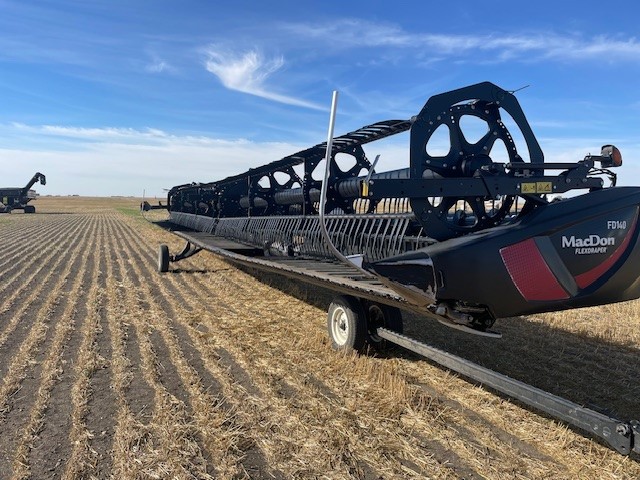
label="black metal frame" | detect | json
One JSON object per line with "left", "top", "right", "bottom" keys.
{"left": 170, "top": 241, "right": 202, "bottom": 263}
{"left": 365, "top": 160, "right": 603, "bottom": 199}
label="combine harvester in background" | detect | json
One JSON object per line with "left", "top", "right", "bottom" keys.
{"left": 148, "top": 82, "right": 640, "bottom": 454}
{"left": 0, "top": 172, "right": 46, "bottom": 213}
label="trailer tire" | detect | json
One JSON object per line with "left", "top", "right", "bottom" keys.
{"left": 327, "top": 296, "right": 367, "bottom": 352}
{"left": 158, "top": 244, "right": 170, "bottom": 273}
{"left": 23, "top": 205, "right": 35, "bottom": 214}
{"left": 365, "top": 302, "right": 403, "bottom": 352}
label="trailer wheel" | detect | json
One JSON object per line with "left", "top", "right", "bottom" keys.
{"left": 23, "top": 205, "right": 35, "bottom": 214}
{"left": 158, "top": 244, "right": 170, "bottom": 273}
{"left": 365, "top": 303, "right": 403, "bottom": 351}
{"left": 327, "top": 296, "right": 367, "bottom": 352}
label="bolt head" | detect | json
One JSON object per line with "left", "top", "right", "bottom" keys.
{"left": 617, "top": 424, "right": 631, "bottom": 436}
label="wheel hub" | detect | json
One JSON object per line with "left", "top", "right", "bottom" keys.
{"left": 331, "top": 307, "right": 349, "bottom": 346}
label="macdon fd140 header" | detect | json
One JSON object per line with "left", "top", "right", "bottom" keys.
{"left": 152, "top": 81, "right": 639, "bottom": 335}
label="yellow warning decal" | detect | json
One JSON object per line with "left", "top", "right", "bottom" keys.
{"left": 361, "top": 181, "right": 369, "bottom": 197}
{"left": 536, "top": 182, "right": 553, "bottom": 193}
{"left": 520, "top": 182, "right": 553, "bottom": 194}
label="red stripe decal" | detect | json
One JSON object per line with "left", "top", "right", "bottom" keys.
{"left": 575, "top": 215, "right": 638, "bottom": 289}
{"left": 500, "top": 238, "right": 569, "bottom": 301}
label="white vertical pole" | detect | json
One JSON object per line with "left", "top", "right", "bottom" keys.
{"left": 318, "top": 91, "right": 370, "bottom": 273}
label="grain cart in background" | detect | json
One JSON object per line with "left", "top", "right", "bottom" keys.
{"left": 0, "top": 172, "right": 46, "bottom": 213}
{"left": 148, "top": 82, "right": 640, "bottom": 455}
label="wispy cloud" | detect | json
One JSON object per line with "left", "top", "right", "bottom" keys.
{"left": 12, "top": 123, "right": 169, "bottom": 141}
{"left": 282, "top": 20, "right": 640, "bottom": 63}
{"left": 145, "top": 55, "right": 172, "bottom": 74}
{"left": 8, "top": 123, "right": 256, "bottom": 147}
{"left": 203, "top": 46, "right": 324, "bottom": 110}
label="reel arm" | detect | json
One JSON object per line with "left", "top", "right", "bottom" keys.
{"left": 362, "top": 161, "right": 606, "bottom": 202}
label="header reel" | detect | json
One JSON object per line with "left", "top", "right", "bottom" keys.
{"left": 408, "top": 82, "right": 543, "bottom": 240}
{"left": 354, "top": 82, "right": 621, "bottom": 241}
{"left": 166, "top": 82, "right": 624, "bottom": 249}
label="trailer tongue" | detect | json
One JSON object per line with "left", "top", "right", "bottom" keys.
{"left": 150, "top": 82, "right": 640, "bottom": 454}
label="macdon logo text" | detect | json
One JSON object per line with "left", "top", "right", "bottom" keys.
{"left": 561, "top": 234, "right": 615, "bottom": 255}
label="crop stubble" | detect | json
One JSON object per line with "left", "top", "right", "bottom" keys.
{"left": 0, "top": 196, "right": 638, "bottom": 479}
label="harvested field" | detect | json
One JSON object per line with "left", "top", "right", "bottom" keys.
{"left": 0, "top": 196, "right": 638, "bottom": 479}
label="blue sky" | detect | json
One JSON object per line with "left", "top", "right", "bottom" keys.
{"left": 1, "top": 0, "right": 639, "bottom": 197}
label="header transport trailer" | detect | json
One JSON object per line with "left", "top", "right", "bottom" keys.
{"left": 147, "top": 82, "right": 640, "bottom": 455}
{"left": 0, "top": 172, "right": 46, "bottom": 213}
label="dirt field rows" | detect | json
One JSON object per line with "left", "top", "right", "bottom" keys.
{"left": 0, "top": 197, "right": 638, "bottom": 479}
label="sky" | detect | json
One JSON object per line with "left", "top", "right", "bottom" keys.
{"left": 1, "top": 0, "right": 639, "bottom": 197}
